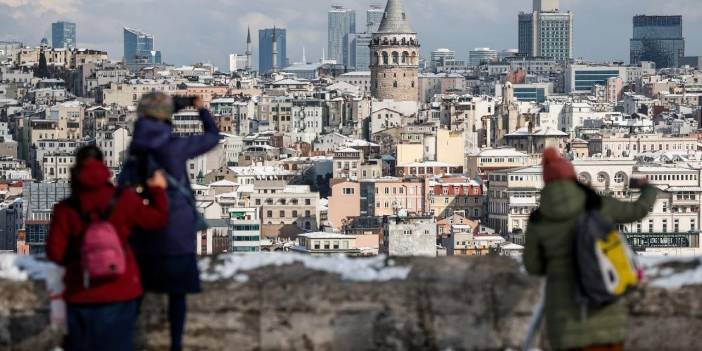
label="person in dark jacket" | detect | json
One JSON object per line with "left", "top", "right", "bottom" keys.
{"left": 128, "top": 92, "right": 220, "bottom": 351}
{"left": 524, "top": 148, "right": 658, "bottom": 351}
{"left": 47, "top": 146, "right": 168, "bottom": 351}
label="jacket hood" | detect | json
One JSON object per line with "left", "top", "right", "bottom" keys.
{"left": 78, "top": 159, "right": 112, "bottom": 190}
{"left": 538, "top": 180, "right": 586, "bottom": 221}
{"left": 132, "top": 117, "right": 172, "bottom": 150}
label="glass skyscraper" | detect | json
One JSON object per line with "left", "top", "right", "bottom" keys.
{"left": 123, "top": 27, "right": 162, "bottom": 64}
{"left": 367, "top": 5, "right": 385, "bottom": 33}
{"left": 259, "top": 28, "right": 287, "bottom": 74}
{"left": 51, "top": 21, "right": 76, "bottom": 49}
{"left": 630, "top": 15, "right": 684, "bottom": 68}
{"left": 328, "top": 6, "right": 356, "bottom": 67}
{"left": 517, "top": 0, "right": 573, "bottom": 62}
{"left": 350, "top": 33, "right": 372, "bottom": 71}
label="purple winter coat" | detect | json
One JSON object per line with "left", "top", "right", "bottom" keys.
{"left": 129, "top": 108, "right": 219, "bottom": 255}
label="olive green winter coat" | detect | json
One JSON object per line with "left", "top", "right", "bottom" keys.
{"left": 524, "top": 181, "right": 657, "bottom": 350}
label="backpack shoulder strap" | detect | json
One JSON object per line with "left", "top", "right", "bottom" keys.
{"left": 101, "top": 187, "right": 125, "bottom": 221}
{"left": 164, "top": 171, "right": 196, "bottom": 203}
{"left": 575, "top": 182, "right": 603, "bottom": 210}
{"left": 68, "top": 195, "right": 93, "bottom": 224}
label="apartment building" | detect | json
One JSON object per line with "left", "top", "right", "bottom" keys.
{"left": 382, "top": 215, "right": 437, "bottom": 257}
{"left": 229, "top": 207, "right": 262, "bottom": 253}
{"left": 251, "top": 181, "right": 320, "bottom": 237}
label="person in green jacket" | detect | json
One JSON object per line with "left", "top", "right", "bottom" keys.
{"left": 524, "top": 148, "right": 658, "bottom": 351}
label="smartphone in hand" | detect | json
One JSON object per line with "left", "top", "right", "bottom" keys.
{"left": 172, "top": 96, "right": 197, "bottom": 112}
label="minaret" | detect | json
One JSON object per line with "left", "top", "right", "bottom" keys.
{"left": 370, "top": 0, "right": 420, "bottom": 102}
{"left": 245, "top": 26, "right": 252, "bottom": 71}
{"left": 271, "top": 26, "right": 278, "bottom": 73}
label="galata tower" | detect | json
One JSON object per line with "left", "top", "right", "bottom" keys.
{"left": 370, "top": 0, "right": 419, "bottom": 102}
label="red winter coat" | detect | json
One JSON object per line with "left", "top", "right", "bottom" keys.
{"left": 46, "top": 160, "right": 168, "bottom": 304}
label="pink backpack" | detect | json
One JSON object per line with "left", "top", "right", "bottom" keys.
{"left": 72, "top": 189, "right": 126, "bottom": 288}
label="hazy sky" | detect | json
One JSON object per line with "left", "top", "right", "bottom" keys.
{"left": 1, "top": 0, "right": 701, "bottom": 70}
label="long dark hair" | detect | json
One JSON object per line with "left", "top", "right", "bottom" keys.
{"left": 70, "top": 145, "right": 104, "bottom": 194}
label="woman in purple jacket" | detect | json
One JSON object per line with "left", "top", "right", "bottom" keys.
{"left": 128, "top": 92, "right": 219, "bottom": 351}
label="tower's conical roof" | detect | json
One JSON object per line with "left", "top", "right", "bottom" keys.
{"left": 377, "top": 0, "right": 414, "bottom": 33}
{"left": 246, "top": 26, "right": 251, "bottom": 44}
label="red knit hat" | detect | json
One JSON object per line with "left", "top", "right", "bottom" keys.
{"left": 542, "top": 148, "right": 577, "bottom": 185}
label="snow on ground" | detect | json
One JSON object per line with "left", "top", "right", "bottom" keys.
{"left": 200, "top": 252, "right": 411, "bottom": 283}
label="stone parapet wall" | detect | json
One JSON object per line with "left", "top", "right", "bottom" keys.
{"left": 2, "top": 255, "right": 701, "bottom": 350}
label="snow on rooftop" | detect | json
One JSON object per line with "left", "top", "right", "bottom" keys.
{"left": 209, "top": 179, "right": 237, "bottom": 187}
{"left": 398, "top": 161, "right": 460, "bottom": 168}
{"left": 228, "top": 166, "right": 295, "bottom": 176}
{"left": 335, "top": 147, "right": 360, "bottom": 153}
{"left": 345, "top": 139, "right": 379, "bottom": 147}
{"left": 59, "top": 100, "right": 81, "bottom": 108}
{"left": 200, "top": 253, "right": 411, "bottom": 282}
{"left": 299, "top": 232, "right": 353, "bottom": 239}
{"left": 475, "top": 148, "right": 528, "bottom": 157}
{"left": 501, "top": 243, "right": 524, "bottom": 250}
{"left": 283, "top": 185, "right": 311, "bottom": 193}
{"left": 191, "top": 184, "right": 209, "bottom": 190}
{"left": 506, "top": 126, "right": 568, "bottom": 137}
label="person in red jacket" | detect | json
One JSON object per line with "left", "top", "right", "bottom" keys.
{"left": 47, "top": 145, "right": 168, "bottom": 351}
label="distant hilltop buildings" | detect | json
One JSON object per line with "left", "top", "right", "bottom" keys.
{"left": 1, "top": 0, "right": 702, "bottom": 258}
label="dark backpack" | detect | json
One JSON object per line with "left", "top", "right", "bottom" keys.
{"left": 573, "top": 187, "right": 641, "bottom": 307}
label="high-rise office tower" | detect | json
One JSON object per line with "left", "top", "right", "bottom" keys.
{"left": 367, "top": 5, "right": 385, "bottom": 33}
{"left": 259, "top": 27, "right": 287, "bottom": 74}
{"left": 350, "top": 33, "right": 373, "bottom": 71}
{"left": 51, "top": 21, "right": 76, "bottom": 49}
{"left": 328, "top": 6, "right": 356, "bottom": 67}
{"left": 630, "top": 15, "right": 684, "bottom": 68}
{"left": 370, "top": 0, "right": 419, "bottom": 102}
{"left": 272, "top": 27, "right": 279, "bottom": 73}
{"left": 533, "top": 0, "right": 559, "bottom": 12}
{"left": 123, "top": 27, "right": 162, "bottom": 64}
{"left": 518, "top": 0, "right": 573, "bottom": 62}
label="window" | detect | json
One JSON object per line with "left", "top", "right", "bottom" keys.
{"left": 343, "top": 188, "right": 355, "bottom": 195}
{"left": 662, "top": 219, "right": 668, "bottom": 233}
{"left": 305, "top": 199, "right": 311, "bottom": 205}
{"left": 267, "top": 210, "right": 273, "bottom": 218}
{"left": 614, "top": 172, "right": 626, "bottom": 184}
{"left": 279, "top": 210, "right": 285, "bottom": 218}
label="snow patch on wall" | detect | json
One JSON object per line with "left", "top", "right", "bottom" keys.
{"left": 640, "top": 256, "right": 702, "bottom": 289}
{"left": 0, "top": 254, "right": 65, "bottom": 293}
{"left": 200, "top": 253, "right": 411, "bottom": 282}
